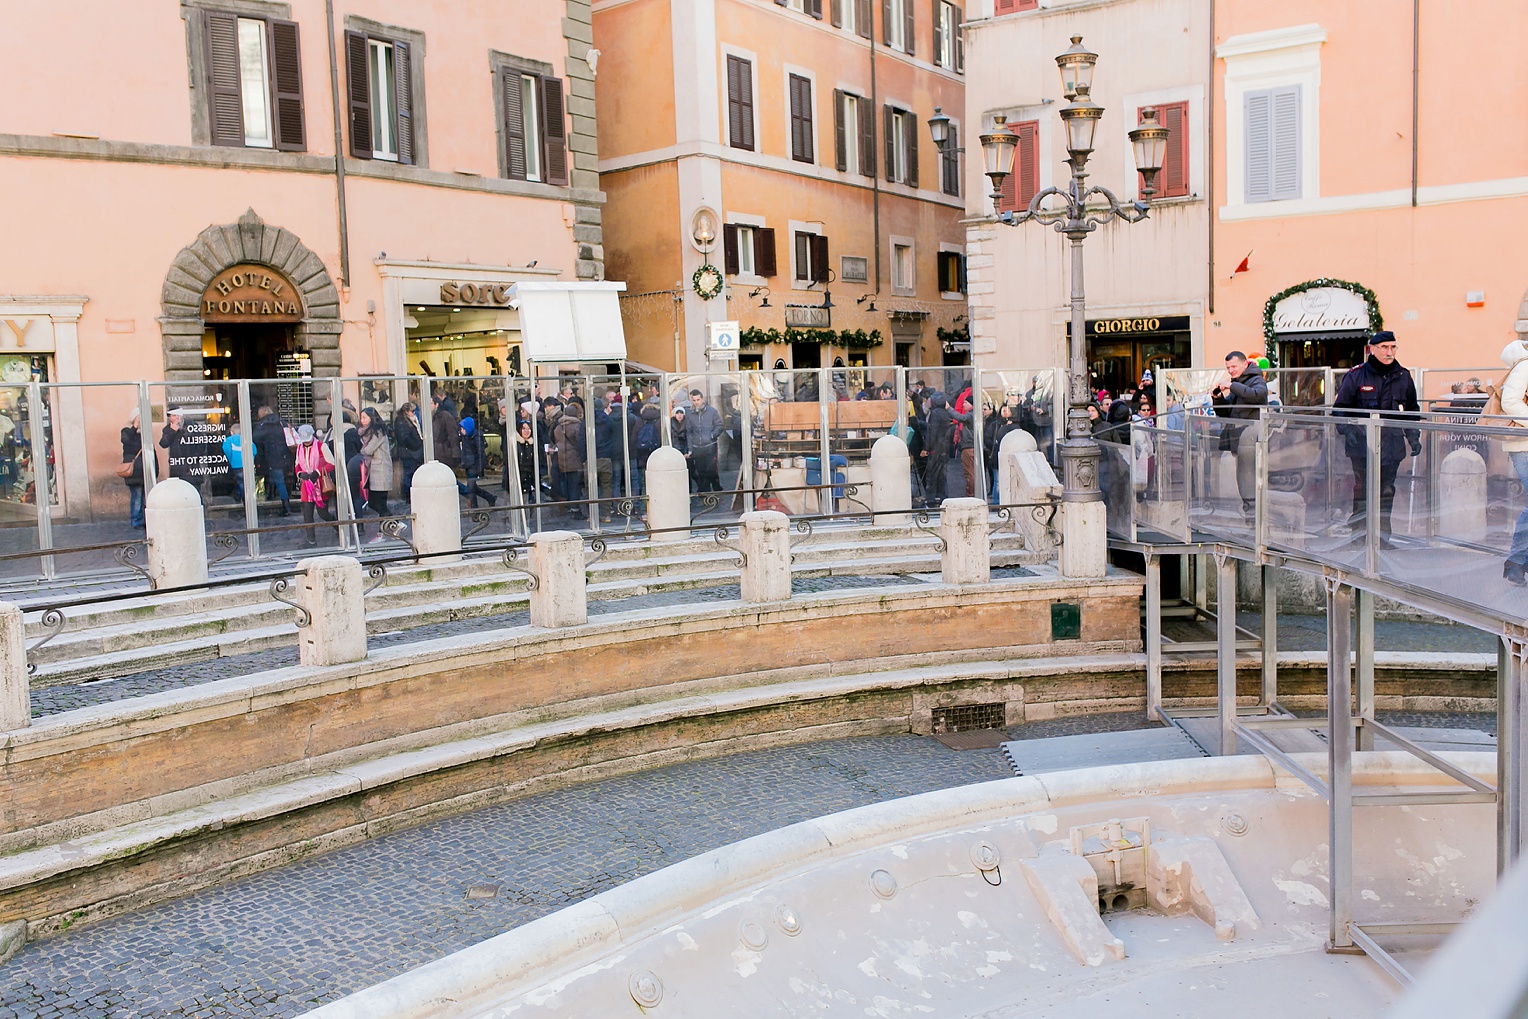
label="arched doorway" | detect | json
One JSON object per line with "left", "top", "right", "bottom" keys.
{"left": 159, "top": 208, "right": 342, "bottom": 408}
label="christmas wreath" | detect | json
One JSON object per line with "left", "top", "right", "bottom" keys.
{"left": 1261, "top": 278, "right": 1381, "bottom": 369}
{"left": 692, "top": 263, "right": 724, "bottom": 301}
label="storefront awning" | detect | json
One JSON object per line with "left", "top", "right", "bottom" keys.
{"left": 508, "top": 281, "right": 628, "bottom": 364}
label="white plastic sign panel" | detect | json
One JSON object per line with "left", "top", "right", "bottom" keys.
{"left": 508, "top": 282, "right": 628, "bottom": 363}
{"left": 708, "top": 320, "right": 740, "bottom": 353}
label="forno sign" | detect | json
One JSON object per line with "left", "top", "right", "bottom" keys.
{"left": 1271, "top": 286, "right": 1371, "bottom": 333}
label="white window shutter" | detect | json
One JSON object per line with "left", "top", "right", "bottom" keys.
{"left": 1270, "top": 85, "right": 1302, "bottom": 199}
{"left": 1244, "top": 90, "right": 1272, "bottom": 203}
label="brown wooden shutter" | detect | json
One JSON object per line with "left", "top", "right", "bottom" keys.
{"left": 502, "top": 69, "right": 527, "bottom": 179}
{"left": 998, "top": 120, "right": 1038, "bottom": 212}
{"left": 756, "top": 228, "right": 778, "bottom": 276}
{"left": 726, "top": 55, "right": 754, "bottom": 151}
{"left": 903, "top": 0, "right": 915, "bottom": 54}
{"left": 858, "top": 93, "right": 876, "bottom": 177}
{"left": 392, "top": 40, "right": 413, "bottom": 164}
{"left": 269, "top": 20, "right": 305, "bottom": 151}
{"left": 942, "top": 123, "right": 959, "bottom": 195}
{"left": 883, "top": 104, "right": 895, "bottom": 181}
{"left": 345, "top": 30, "right": 372, "bottom": 158}
{"left": 794, "top": 232, "right": 810, "bottom": 281}
{"left": 722, "top": 224, "right": 740, "bottom": 275}
{"left": 830, "top": 0, "right": 842, "bottom": 27}
{"left": 1145, "top": 101, "right": 1188, "bottom": 198}
{"left": 882, "top": 0, "right": 893, "bottom": 44}
{"left": 810, "top": 235, "right": 831, "bottom": 283}
{"left": 789, "top": 75, "right": 813, "bottom": 163}
{"left": 954, "top": 5, "right": 964, "bottom": 72}
{"left": 932, "top": 3, "right": 943, "bottom": 66}
{"left": 205, "top": 11, "right": 245, "bottom": 147}
{"left": 856, "top": 0, "right": 872, "bottom": 37}
{"left": 541, "top": 76, "right": 568, "bottom": 185}
{"left": 905, "top": 111, "right": 919, "bottom": 188}
{"left": 833, "top": 90, "right": 847, "bottom": 171}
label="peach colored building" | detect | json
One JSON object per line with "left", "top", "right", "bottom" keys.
{"left": 1211, "top": 2, "right": 1528, "bottom": 376}
{"left": 962, "top": 0, "right": 1211, "bottom": 396}
{"left": 0, "top": 0, "right": 602, "bottom": 518}
{"left": 594, "top": 0, "right": 969, "bottom": 373}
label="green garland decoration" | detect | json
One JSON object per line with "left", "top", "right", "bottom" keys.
{"left": 1261, "top": 278, "right": 1381, "bottom": 370}
{"left": 692, "top": 263, "right": 724, "bottom": 301}
{"left": 937, "top": 325, "right": 970, "bottom": 348}
{"left": 739, "top": 326, "right": 883, "bottom": 349}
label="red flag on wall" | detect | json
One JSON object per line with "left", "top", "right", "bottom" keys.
{"left": 1230, "top": 251, "right": 1253, "bottom": 278}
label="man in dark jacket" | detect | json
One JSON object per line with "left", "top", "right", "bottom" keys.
{"left": 922, "top": 392, "right": 954, "bottom": 505}
{"left": 1210, "top": 350, "right": 1268, "bottom": 514}
{"left": 1332, "top": 331, "right": 1420, "bottom": 540}
{"left": 685, "top": 389, "right": 725, "bottom": 495}
{"left": 251, "top": 406, "right": 293, "bottom": 515}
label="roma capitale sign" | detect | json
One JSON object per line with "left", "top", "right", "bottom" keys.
{"left": 201, "top": 263, "right": 303, "bottom": 323}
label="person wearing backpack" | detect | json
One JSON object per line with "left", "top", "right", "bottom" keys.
{"left": 554, "top": 398, "right": 588, "bottom": 518}
{"left": 1497, "top": 338, "right": 1528, "bottom": 585}
{"left": 633, "top": 402, "right": 663, "bottom": 497}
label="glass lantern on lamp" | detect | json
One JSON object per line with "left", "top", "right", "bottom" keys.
{"left": 1129, "top": 107, "right": 1170, "bottom": 197}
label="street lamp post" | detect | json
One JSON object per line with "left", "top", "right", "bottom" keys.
{"left": 972, "top": 36, "right": 1168, "bottom": 507}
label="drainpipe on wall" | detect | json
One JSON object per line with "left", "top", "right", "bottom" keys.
{"left": 1411, "top": 0, "right": 1420, "bottom": 207}
{"left": 325, "top": 0, "right": 352, "bottom": 288}
{"left": 1206, "top": 0, "right": 1215, "bottom": 317}
{"left": 869, "top": 31, "right": 882, "bottom": 298}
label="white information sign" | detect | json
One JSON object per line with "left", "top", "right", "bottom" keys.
{"left": 707, "top": 320, "right": 740, "bottom": 353}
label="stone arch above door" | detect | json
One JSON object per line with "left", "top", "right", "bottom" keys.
{"left": 159, "top": 209, "right": 341, "bottom": 381}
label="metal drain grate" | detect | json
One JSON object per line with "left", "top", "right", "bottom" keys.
{"left": 932, "top": 729, "right": 1009, "bottom": 751}
{"left": 932, "top": 702, "right": 1007, "bottom": 734}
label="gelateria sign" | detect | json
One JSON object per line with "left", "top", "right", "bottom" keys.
{"left": 201, "top": 263, "right": 303, "bottom": 323}
{"left": 1271, "top": 286, "right": 1371, "bottom": 333}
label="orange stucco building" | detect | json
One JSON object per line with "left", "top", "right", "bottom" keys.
{"left": 1210, "top": 1, "right": 1528, "bottom": 380}
{"left": 595, "top": 0, "right": 970, "bottom": 372}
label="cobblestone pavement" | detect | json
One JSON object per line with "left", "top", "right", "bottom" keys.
{"left": 28, "top": 574, "right": 923, "bottom": 719}
{"left": 0, "top": 733, "right": 1017, "bottom": 1019}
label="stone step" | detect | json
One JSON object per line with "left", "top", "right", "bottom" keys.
{"left": 24, "top": 526, "right": 1029, "bottom": 639}
{"left": 26, "top": 548, "right": 1042, "bottom": 684}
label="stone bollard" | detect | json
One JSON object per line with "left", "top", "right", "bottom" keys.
{"left": 739, "top": 511, "right": 792, "bottom": 602}
{"left": 997, "top": 429, "right": 1039, "bottom": 524}
{"left": 645, "top": 446, "right": 691, "bottom": 541}
{"left": 1004, "top": 449, "right": 1061, "bottom": 559}
{"left": 145, "top": 478, "right": 209, "bottom": 590}
{"left": 939, "top": 497, "right": 991, "bottom": 585}
{"left": 1439, "top": 448, "right": 1488, "bottom": 542}
{"left": 410, "top": 461, "right": 463, "bottom": 563}
{"left": 869, "top": 434, "right": 912, "bottom": 525}
{"left": 1059, "top": 502, "right": 1108, "bottom": 579}
{"left": 295, "top": 556, "right": 367, "bottom": 667}
{"left": 0, "top": 602, "right": 26, "bottom": 730}
{"left": 529, "top": 530, "right": 587, "bottom": 627}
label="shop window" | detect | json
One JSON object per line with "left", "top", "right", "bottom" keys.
{"left": 933, "top": 2, "right": 964, "bottom": 73}
{"left": 493, "top": 53, "right": 567, "bottom": 184}
{"left": 1142, "top": 101, "right": 1189, "bottom": 198}
{"left": 830, "top": 0, "right": 871, "bottom": 37}
{"left": 724, "top": 224, "right": 778, "bottom": 277}
{"left": 788, "top": 74, "right": 815, "bottom": 163}
{"left": 200, "top": 10, "right": 305, "bottom": 151}
{"left": 344, "top": 25, "right": 422, "bottom": 164}
{"left": 834, "top": 91, "right": 876, "bottom": 177}
{"left": 726, "top": 55, "right": 756, "bottom": 151}
{"left": 937, "top": 251, "right": 965, "bottom": 295}
{"left": 884, "top": 106, "right": 918, "bottom": 187}
{"left": 998, "top": 119, "right": 1038, "bottom": 213}
{"left": 1245, "top": 86, "right": 1300, "bottom": 202}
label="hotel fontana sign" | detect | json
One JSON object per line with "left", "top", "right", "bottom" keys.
{"left": 200, "top": 263, "right": 304, "bottom": 323}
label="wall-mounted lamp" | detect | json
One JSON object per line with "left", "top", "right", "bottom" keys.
{"left": 856, "top": 294, "right": 877, "bottom": 312}
{"left": 749, "top": 286, "right": 772, "bottom": 308}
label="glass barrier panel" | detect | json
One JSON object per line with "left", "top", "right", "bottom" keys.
{"left": 0, "top": 383, "right": 45, "bottom": 581}
{"left": 1131, "top": 423, "right": 1189, "bottom": 543}
{"left": 828, "top": 366, "right": 897, "bottom": 514}
{"left": 37, "top": 383, "right": 145, "bottom": 577}
{"left": 1259, "top": 413, "right": 1358, "bottom": 563}
{"left": 1185, "top": 411, "right": 1255, "bottom": 546}
{"left": 749, "top": 369, "right": 828, "bottom": 515}
{"left": 1416, "top": 367, "right": 1498, "bottom": 416}
{"left": 1096, "top": 439, "right": 1134, "bottom": 540}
